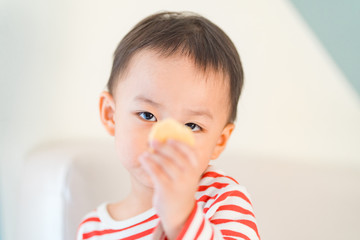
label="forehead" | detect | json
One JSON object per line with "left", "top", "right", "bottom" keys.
{"left": 120, "top": 48, "right": 229, "bottom": 89}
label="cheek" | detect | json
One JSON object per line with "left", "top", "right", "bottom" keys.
{"left": 194, "top": 139, "right": 216, "bottom": 169}
{"left": 114, "top": 124, "right": 148, "bottom": 168}
{"left": 195, "top": 130, "right": 222, "bottom": 162}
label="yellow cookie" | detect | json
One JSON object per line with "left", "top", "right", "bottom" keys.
{"left": 148, "top": 118, "right": 195, "bottom": 146}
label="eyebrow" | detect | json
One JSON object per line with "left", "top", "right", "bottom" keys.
{"left": 135, "top": 95, "right": 162, "bottom": 107}
{"left": 134, "top": 95, "right": 213, "bottom": 120}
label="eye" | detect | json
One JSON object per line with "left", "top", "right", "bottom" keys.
{"left": 185, "top": 122, "right": 202, "bottom": 132}
{"left": 138, "top": 112, "right": 157, "bottom": 122}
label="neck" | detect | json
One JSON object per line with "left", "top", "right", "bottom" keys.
{"left": 125, "top": 175, "right": 154, "bottom": 211}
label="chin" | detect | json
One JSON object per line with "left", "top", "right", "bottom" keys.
{"left": 142, "top": 174, "right": 154, "bottom": 189}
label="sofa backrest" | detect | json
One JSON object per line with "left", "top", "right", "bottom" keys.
{"left": 17, "top": 139, "right": 360, "bottom": 240}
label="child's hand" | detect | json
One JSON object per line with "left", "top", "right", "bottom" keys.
{"left": 139, "top": 139, "right": 203, "bottom": 240}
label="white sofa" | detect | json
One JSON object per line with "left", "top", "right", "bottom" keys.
{"left": 16, "top": 139, "right": 360, "bottom": 240}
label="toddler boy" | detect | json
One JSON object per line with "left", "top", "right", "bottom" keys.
{"left": 77, "top": 11, "right": 260, "bottom": 240}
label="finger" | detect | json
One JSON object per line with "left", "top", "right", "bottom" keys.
{"left": 139, "top": 153, "right": 169, "bottom": 187}
{"left": 167, "top": 139, "right": 198, "bottom": 167}
{"left": 147, "top": 151, "right": 182, "bottom": 181}
{"left": 151, "top": 140, "right": 186, "bottom": 170}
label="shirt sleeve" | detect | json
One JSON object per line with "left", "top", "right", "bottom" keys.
{"left": 152, "top": 187, "right": 260, "bottom": 240}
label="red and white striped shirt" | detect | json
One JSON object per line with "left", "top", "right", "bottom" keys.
{"left": 77, "top": 165, "right": 260, "bottom": 240}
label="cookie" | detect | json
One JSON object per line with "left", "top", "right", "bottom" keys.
{"left": 148, "top": 118, "right": 195, "bottom": 146}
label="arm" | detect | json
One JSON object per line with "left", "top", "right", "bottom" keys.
{"left": 152, "top": 187, "right": 260, "bottom": 240}
{"left": 139, "top": 140, "right": 260, "bottom": 240}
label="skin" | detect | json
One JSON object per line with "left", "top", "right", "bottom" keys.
{"left": 99, "top": 49, "right": 235, "bottom": 239}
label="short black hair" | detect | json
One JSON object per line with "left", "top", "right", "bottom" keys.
{"left": 106, "top": 11, "right": 244, "bottom": 123}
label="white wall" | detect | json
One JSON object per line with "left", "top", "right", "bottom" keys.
{"left": 1, "top": 0, "right": 359, "bottom": 239}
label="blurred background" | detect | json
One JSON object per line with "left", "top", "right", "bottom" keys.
{"left": 0, "top": 0, "right": 359, "bottom": 239}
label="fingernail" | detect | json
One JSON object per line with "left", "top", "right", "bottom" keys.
{"left": 150, "top": 140, "right": 160, "bottom": 149}
{"left": 167, "top": 139, "right": 176, "bottom": 145}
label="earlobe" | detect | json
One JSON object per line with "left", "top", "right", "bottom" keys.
{"left": 99, "top": 91, "right": 116, "bottom": 136}
{"left": 210, "top": 123, "right": 235, "bottom": 160}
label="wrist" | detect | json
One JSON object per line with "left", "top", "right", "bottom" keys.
{"left": 161, "top": 201, "right": 197, "bottom": 240}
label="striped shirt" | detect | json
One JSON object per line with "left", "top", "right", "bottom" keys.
{"left": 77, "top": 165, "right": 260, "bottom": 240}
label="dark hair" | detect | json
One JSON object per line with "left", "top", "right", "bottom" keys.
{"left": 106, "top": 11, "right": 244, "bottom": 123}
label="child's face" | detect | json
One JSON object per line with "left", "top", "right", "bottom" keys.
{"left": 100, "top": 49, "right": 234, "bottom": 189}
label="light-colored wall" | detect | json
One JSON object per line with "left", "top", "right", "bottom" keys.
{"left": 289, "top": 0, "right": 360, "bottom": 94}
{"left": 1, "top": 0, "right": 359, "bottom": 239}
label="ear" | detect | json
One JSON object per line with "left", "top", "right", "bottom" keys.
{"left": 210, "top": 123, "right": 235, "bottom": 160}
{"left": 99, "top": 91, "right": 116, "bottom": 136}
